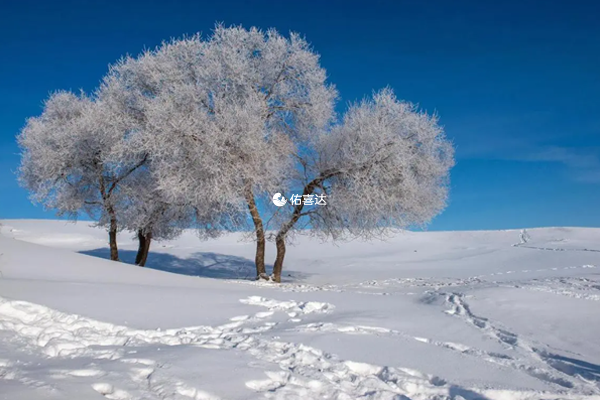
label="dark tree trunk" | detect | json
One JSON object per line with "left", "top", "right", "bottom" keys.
{"left": 108, "top": 214, "right": 119, "bottom": 261}
{"left": 135, "top": 229, "right": 152, "bottom": 267}
{"left": 135, "top": 229, "right": 145, "bottom": 265}
{"left": 254, "top": 232, "right": 267, "bottom": 279}
{"left": 100, "top": 175, "right": 120, "bottom": 262}
{"left": 272, "top": 234, "right": 286, "bottom": 283}
{"left": 244, "top": 184, "right": 267, "bottom": 279}
{"left": 271, "top": 171, "right": 342, "bottom": 283}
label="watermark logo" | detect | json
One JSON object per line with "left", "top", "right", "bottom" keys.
{"left": 272, "top": 193, "right": 287, "bottom": 207}
{"left": 272, "top": 193, "right": 327, "bottom": 206}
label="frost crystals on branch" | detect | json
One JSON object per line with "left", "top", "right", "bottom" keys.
{"left": 17, "top": 25, "right": 454, "bottom": 281}
{"left": 17, "top": 91, "right": 148, "bottom": 261}
{"left": 270, "top": 89, "right": 454, "bottom": 282}
{"left": 101, "top": 25, "right": 337, "bottom": 278}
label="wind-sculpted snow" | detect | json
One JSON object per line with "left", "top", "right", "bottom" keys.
{"left": 0, "top": 298, "right": 213, "bottom": 357}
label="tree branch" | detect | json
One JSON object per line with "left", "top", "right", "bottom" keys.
{"left": 107, "top": 154, "right": 148, "bottom": 196}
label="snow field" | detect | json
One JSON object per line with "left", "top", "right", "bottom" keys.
{"left": 0, "top": 221, "right": 599, "bottom": 399}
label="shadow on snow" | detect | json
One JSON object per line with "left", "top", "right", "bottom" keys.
{"left": 80, "top": 248, "right": 310, "bottom": 282}
{"left": 538, "top": 350, "right": 600, "bottom": 382}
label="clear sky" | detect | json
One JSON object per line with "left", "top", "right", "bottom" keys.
{"left": 1, "top": 0, "right": 599, "bottom": 230}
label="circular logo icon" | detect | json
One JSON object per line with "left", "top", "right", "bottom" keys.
{"left": 272, "top": 193, "right": 287, "bottom": 207}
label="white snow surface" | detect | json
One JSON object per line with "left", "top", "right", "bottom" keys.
{"left": 0, "top": 220, "right": 599, "bottom": 400}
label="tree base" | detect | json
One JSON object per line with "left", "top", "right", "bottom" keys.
{"left": 254, "top": 273, "right": 281, "bottom": 283}
{"left": 256, "top": 273, "right": 270, "bottom": 281}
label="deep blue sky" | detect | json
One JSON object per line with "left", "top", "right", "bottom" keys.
{"left": 1, "top": 0, "right": 599, "bottom": 230}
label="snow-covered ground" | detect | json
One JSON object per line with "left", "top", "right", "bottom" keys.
{"left": 0, "top": 220, "right": 599, "bottom": 400}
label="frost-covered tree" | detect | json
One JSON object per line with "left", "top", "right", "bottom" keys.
{"left": 17, "top": 91, "right": 147, "bottom": 261}
{"left": 96, "top": 75, "right": 199, "bottom": 266}
{"left": 116, "top": 172, "right": 196, "bottom": 266}
{"left": 101, "top": 25, "right": 336, "bottom": 278}
{"left": 269, "top": 89, "right": 454, "bottom": 282}
{"left": 19, "top": 26, "right": 453, "bottom": 281}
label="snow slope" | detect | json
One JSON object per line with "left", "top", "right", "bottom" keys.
{"left": 0, "top": 220, "right": 599, "bottom": 400}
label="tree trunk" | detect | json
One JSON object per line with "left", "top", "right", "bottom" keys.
{"left": 244, "top": 184, "right": 267, "bottom": 279}
{"left": 108, "top": 215, "right": 119, "bottom": 261}
{"left": 270, "top": 172, "right": 341, "bottom": 282}
{"left": 272, "top": 234, "right": 286, "bottom": 283}
{"left": 135, "top": 229, "right": 145, "bottom": 265}
{"left": 254, "top": 232, "right": 267, "bottom": 279}
{"left": 135, "top": 229, "right": 152, "bottom": 267}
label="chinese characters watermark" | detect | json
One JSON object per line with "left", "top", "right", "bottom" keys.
{"left": 272, "top": 193, "right": 327, "bottom": 207}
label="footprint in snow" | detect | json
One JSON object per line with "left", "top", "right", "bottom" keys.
{"left": 92, "top": 383, "right": 132, "bottom": 400}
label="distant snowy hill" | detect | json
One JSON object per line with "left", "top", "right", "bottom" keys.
{"left": 1, "top": 220, "right": 599, "bottom": 399}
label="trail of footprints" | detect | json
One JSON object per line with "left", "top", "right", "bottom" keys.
{"left": 291, "top": 289, "right": 600, "bottom": 395}
{"left": 1, "top": 296, "right": 441, "bottom": 399}
{"left": 513, "top": 276, "right": 600, "bottom": 301}
{"left": 1, "top": 270, "right": 600, "bottom": 400}
{"left": 0, "top": 295, "right": 483, "bottom": 399}
{"left": 234, "top": 264, "right": 598, "bottom": 299}
{"left": 443, "top": 292, "right": 600, "bottom": 393}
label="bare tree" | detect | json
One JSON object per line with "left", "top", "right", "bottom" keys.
{"left": 270, "top": 89, "right": 455, "bottom": 282}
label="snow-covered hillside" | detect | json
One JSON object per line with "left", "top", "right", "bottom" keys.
{"left": 0, "top": 220, "right": 599, "bottom": 400}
